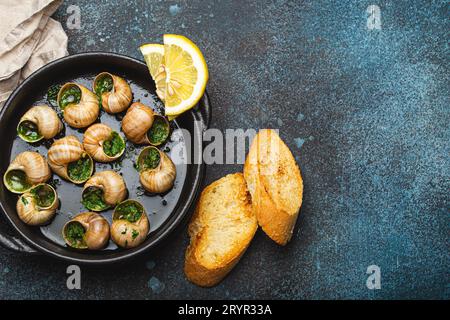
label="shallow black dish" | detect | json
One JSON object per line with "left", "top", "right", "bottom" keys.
{"left": 0, "top": 52, "right": 210, "bottom": 264}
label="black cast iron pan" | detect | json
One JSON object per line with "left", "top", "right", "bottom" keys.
{"left": 0, "top": 52, "right": 211, "bottom": 264}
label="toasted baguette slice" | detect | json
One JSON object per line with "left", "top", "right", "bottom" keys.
{"left": 244, "top": 129, "right": 303, "bottom": 245}
{"left": 184, "top": 173, "right": 257, "bottom": 287}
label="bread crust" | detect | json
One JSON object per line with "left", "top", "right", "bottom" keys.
{"left": 244, "top": 129, "right": 303, "bottom": 245}
{"left": 184, "top": 173, "right": 257, "bottom": 287}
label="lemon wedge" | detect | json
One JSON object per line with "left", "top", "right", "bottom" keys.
{"left": 140, "top": 35, "right": 208, "bottom": 117}
{"left": 139, "top": 44, "right": 166, "bottom": 99}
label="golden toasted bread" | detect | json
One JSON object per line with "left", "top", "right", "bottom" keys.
{"left": 184, "top": 173, "right": 257, "bottom": 287}
{"left": 244, "top": 129, "right": 303, "bottom": 245}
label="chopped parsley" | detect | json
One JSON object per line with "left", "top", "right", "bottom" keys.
{"left": 5, "top": 170, "right": 31, "bottom": 193}
{"left": 147, "top": 116, "right": 169, "bottom": 145}
{"left": 18, "top": 120, "right": 42, "bottom": 142}
{"left": 115, "top": 201, "right": 143, "bottom": 223}
{"left": 137, "top": 147, "right": 160, "bottom": 171}
{"left": 65, "top": 221, "right": 86, "bottom": 248}
{"left": 95, "top": 74, "right": 113, "bottom": 96}
{"left": 59, "top": 85, "right": 81, "bottom": 110}
{"left": 30, "top": 184, "right": 55, "bottom": 208}
{"left": 21, "top": 196, "right": 29, "bottom": 205}
{"left": 103, "top": 131, "right": 125, "bottom": 157}
{"left": 82, "top": 187, "right": 109, "bottom": 211}
{"left": 47, "top": 84, "right": 61, "bottom": 107}
{"left": 67, "top": 155, "right": 92, "bottom": 182}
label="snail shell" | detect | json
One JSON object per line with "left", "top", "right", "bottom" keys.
{"left": 83, "top": 123, "right": 125, "bottom": 162}
{"left": 57, "top": 83, "right": 99, "bottom": 128}
{"left": 16, "top": 183, "right": 58, "bottom": 226}
{"left": 137, "top": 146, "right": 176, "bottom": 194}
{"left": 17, "top": 105, "right": 63, "bottom": 142}
{"left": 111, "top": 199, "right": 149, "bottom": 248}
{"left": 146, "top": 114, "right": 170, "bottom": 146}
{"left": 82, "top": 170, "right": 127, "bottom": 212}
{"left": 48, "top": 135, "right": 94, "bottom": 184}
{"left": 62, "top": 212, "right": 110, "bottom": 250}
{"left": 121, "top": 102, "right": 154, "bottom": 144}
{"left": 93, "top": 72, "right": 132, "bottom": 113}
{"left": 3, "top": 151, "right": 51, "bottom": 194}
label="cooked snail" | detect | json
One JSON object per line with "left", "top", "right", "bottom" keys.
{"left": 83, "top": 123, "right": 125, "bottom": 162}
{"left": 82, "top": 170, "right": 127, "bottom": 212}
{"left": 136, "top": 146, "right": 176, "bottom": 193}
{"left": 57, "top": 83, "right": 99, "bottom": 128}
{"left": 146, "top": 114, "right": 170, "bottom": 146}
{"left": 62, "top": 212, "right": 110, "bottom": 250}
{"left": 121, "top": 102, "right": 154, "bottom": 144}
{"left": 48, "top": 136, "right": 94, "bottom": 184}
{"left": 111, "top": 199, "right": 149, "bottom": 248}
{"left": 3, "top": 151, "right": 51, "bottom": 194}
{"left": 17, "top": 105, "right": 63, "bottom": 142}
{"left": 16, "top": 183, "right": 58, "bottom": 225}
{"left": 93, "top": 72, "right": 132, "bottom": 113}
{"left": 121, "top": 102, "right": 170, "bottom": 145}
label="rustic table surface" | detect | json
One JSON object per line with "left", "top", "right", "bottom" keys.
{"left": 0, "top": 0, "right": 448, "bottom": 299}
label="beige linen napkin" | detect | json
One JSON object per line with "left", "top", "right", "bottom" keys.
{"left": 0, "top": 0, "right": 68, "bottom": 107}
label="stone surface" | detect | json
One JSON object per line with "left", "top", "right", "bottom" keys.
{"left": 0, "top": 0, "right": 448, "bottom": 299}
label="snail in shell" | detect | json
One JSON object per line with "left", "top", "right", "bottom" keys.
{"left": 3, "top": 151, "right": 51, "bottom": 194}
{"left": 121, "top": 102, "right": 170, "bottom": 145}
{"left": 83, "top": 123, "right": 125, "bottom": 162}
{"left": 93, "top": 72, "right": 132, "bottom": 113}
{"left": 121, "top": 102, "right": 154, "bottom": 144}
{"left": 16, "top": 183, "right": 58, "bottom": 226}
{"left": 146, "top": 114, "right": 170, "bottom": 146}
{"left": 62, "top": 212, "right": 110, "bottom": 250}
{"left": 17, "top": 105, "right": 63, "bottom": 143}
{"left": 81, "top": 170, "right": 127, "bottom": 212}
{"left": 111, "top": 199, "right": 149, "bottom": 248}
{"left": 48, "top": 135, "right": 94, "bottom": 184}
{"left": 136, "top": 146, "right": 176, "bottom": 194}
{"left": 57, "top": 83, "right": 99, "bottom": 128}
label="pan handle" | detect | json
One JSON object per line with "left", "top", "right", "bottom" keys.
{"left": 0, "top": 231, "right": 39, "bottom": 254}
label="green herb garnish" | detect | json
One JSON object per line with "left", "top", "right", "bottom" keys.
{"left": 59, "top": 85, "right": 81, "bottom": 110}
{"left": 81, "top": 187, "right": 109, "bottom": 211}
{"left": 147, "top": 117, "right": 169, "bottom": 145}
{"left": 137, "top": 148, "right": 160, "bottom": 171}
{"left": 116, "top": 202, "right": 143, "bottom": 223}
{"left": 131, "top": 229, "right": 139, "bottom": 240}
{"left": 47, "top": 84, "right": 61, "bottom": 107}
{"left": 17, "top": 120, "right": 42, "bottom": 142}
{"left": 5, "top": 170, "right": 31, "bottom": 192}
{"left": 30, "top": 185, "right": 55, "bottom": 208}
{"left": 21, "top": 196, "right": 29, "bottom": 205}
{"left": 103, "top": 131, "right": 125, "bottom": 157}
{"left": 95, "top": 74, "right": 113, "bottom": 96}
{"left": 65, "top": 221, "right": 86, "bottom": 247}
{"left": 67, "top": 155, "right": 92, "bottom": 182}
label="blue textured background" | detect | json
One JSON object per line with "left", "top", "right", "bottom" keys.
{"left": 0, "top": 0, "right": 448, "bottom": 299}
